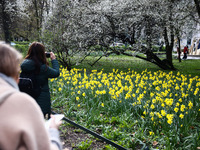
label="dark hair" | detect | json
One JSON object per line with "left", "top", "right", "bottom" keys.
{"left": 25, "top": 42, "right": 48, "bottom": 73}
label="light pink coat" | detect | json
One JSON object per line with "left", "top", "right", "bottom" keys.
{"left": 0, "top": 77, "right": 59, "bottom": 150}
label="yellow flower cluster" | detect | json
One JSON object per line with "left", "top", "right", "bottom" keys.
{"left": 51, "top": 68, "right": 200, "bottom": 128}
{"left": 166, "top": 114, "right": 174, "bottom": 125}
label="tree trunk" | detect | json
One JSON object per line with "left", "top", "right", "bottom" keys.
{"left": 33, "top": 0, "right": 46, "bottom": 40}
{"left": 166, "top": 45, "right": 171, "bottom": 61}
{"left": 161, "top": 1, "right": 176, "bottom": 69}
{"left": 163, "top": 20, "right": 175, "bottom": 69}
{"left": 34, "top": 0, "right": 40, "bottom": 40}
{"left": 1, "top": 0, "right": 11, "bottom": 43}
{"left": 177, "top": 37, "right": 181, "bottom": 62}
{"left": 194, "top": 0, "right": 200, "bottom": 19}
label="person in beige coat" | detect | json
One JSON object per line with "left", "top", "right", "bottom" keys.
{"left": 0, "top": 42, "right": 62, "bottom": 150}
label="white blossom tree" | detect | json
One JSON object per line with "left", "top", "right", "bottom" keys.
{"left": 0, "top": 0, "right": 19, "bottom": 42}
{"left": 0, "top": 0, "right": 53, "bottom": 42}
{"left": 41, "top": 0, "right": 197, "bottom": 70}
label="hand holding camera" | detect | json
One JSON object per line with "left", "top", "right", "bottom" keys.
{"left": 45, "top": 52, "right": 51, "bottom": 58}
{"left": 46, "top": 52, "right": 56, "bottom": 60}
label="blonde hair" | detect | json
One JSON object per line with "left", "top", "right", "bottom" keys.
{"left": 0, "top": 43, "right": 22, "bottom": 77}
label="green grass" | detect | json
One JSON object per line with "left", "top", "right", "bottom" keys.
{"left": 73, "top": 55, "right": 200, "bottom": 77}
{"left": 14, "top": 41, "right": 200, "bottom": 77}
{"left": 173, "top": 59, "right": 200, "bottom": 77}
{"left": 75, "top": 56, "right": 158, "bottom": 72}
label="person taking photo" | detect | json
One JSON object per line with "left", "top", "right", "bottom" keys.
{"left": 20, "top": 42, "right": 60, "bottom": 119}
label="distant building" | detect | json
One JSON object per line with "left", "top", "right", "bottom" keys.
{"left": 174, "top": 23, "right": 200, "bottom": 55}
{"left": 190, "top": 25, "right": 200, "bottom": 55}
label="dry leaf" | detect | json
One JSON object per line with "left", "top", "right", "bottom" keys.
{"left": 153, "top": 141, "right": 158, "bottom": 146}
{"left": 190, "top": 126, "right": 195, "bottom": 129}
{"left": 132, "top": 132, "right": 135, "bottom": 137}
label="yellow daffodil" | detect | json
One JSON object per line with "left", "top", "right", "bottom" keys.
{"left": 149, "top": 131, "right": 154, "bottom": 136}
{"left": 180, "top": 104, "right": 186, "bottom": 112}
{"left": 174, "top": 107, "right": 179, "bottom": 113}
{"left": 188, "top": 101, "right": 193, "bottom": 109}
{"left": 179, "top": 113, "right": 184, "bottom": 119}
{"left": 151, "top": 104, "right": 155, "bottom": 109}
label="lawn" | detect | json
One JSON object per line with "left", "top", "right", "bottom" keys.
{"left": 74, "top": 55, "right": 200, "bottom": 77}
{"left": 50, "top": 55, "right": 200, "bottom": 149}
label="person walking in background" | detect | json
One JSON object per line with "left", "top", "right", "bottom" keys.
{"left": 0, "top": 42, "right": 62, "bottom": 150}
{"left": 20, "top": 42, "right": 60, "bottom": 119}
{"left": 182, "top": 45, "right": 188, "bottom": 60}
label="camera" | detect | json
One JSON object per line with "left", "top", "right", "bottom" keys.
{"left": 45, "top": 52, "right": 51, "bottom": 58}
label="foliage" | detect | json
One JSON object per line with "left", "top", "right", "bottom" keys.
{"left": 2, "top": 0, "right": 195, "bottom": 69}
{"left": 51, "top": 62, "right": 200, "bottom": 149}
{"left": 76, "top": 139, "right": 93, "bottom": 150}
{"left": 13, "top": 41, "right": 29, "bottom": 56}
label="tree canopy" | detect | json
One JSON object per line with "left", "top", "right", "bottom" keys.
{"left": 1, "top": 0, "right": 199, "bottom": 70}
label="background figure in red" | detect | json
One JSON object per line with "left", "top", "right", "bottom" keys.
{"left": 182, "top": 45, "right": 188, "bottom": 60}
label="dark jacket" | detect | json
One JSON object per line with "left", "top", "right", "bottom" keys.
{"left": 20, "top": 59, "right": 60, "bottom": 115}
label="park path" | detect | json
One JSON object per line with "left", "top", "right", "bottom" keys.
{"left": 175, "top": 54, "right": 200, "bottom": 59}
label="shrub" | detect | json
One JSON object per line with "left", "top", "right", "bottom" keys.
{"left": 13, "top": 42, "right": 30, "bottom": 56}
